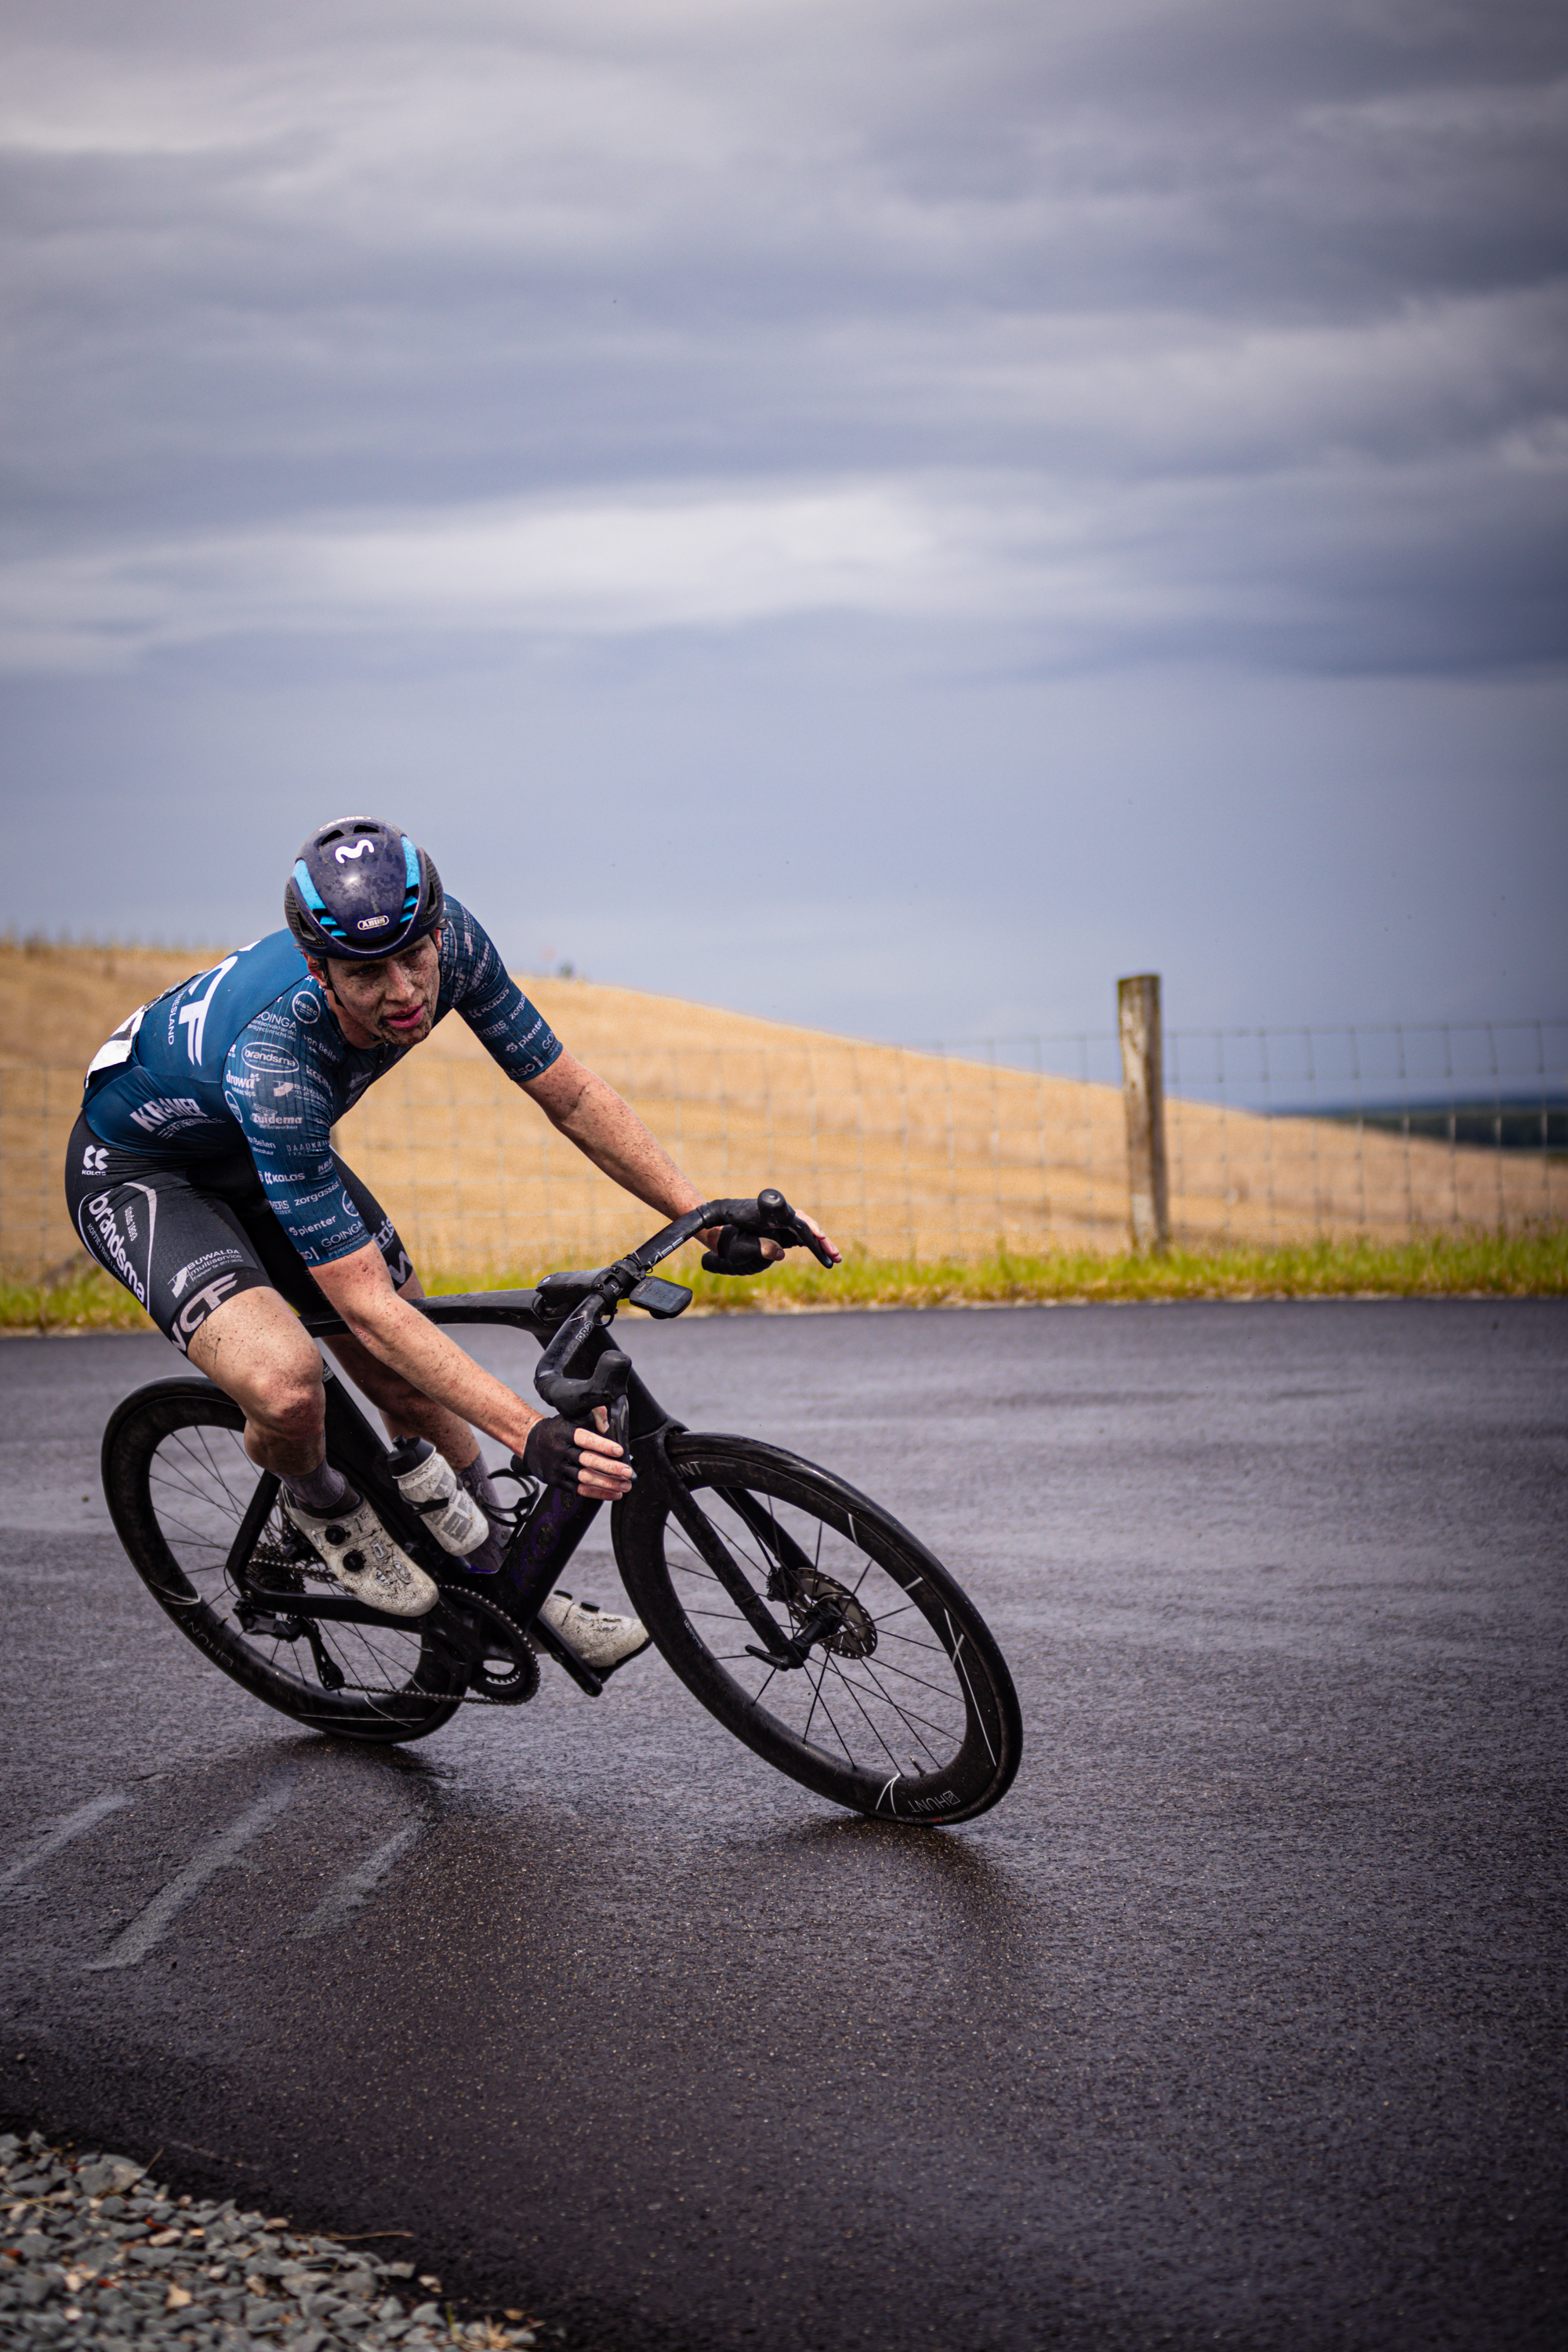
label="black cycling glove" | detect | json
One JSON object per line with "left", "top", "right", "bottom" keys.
{"left": 700, "top": 1224, "right": 772, "bottom": 1276}
{"left": 521, "top": 1415, "right": 598, "bottom": 1494}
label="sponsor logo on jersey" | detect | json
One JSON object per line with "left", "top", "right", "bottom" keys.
{"left": 127, "top": 1095, "right": 204, "bottom": 1134}
{"left": 176, "top": 954, "right": 240, "bottom": 1065}
{"left": 292, "top": 989, "right": 321, "bottom": 1025}
{"left": 241, "top": 1043, "right": 299, "bottom": 1074}
{"left": 81, "top": 1144, "right": 110, "bottom": 1174}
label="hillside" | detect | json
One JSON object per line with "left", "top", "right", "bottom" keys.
{"left": 1, "top": 941, "right": 1555, "bottom": 1283}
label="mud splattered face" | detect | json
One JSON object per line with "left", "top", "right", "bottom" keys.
{"left": 309, "top": 938, "right": 440, "bottom": 1050}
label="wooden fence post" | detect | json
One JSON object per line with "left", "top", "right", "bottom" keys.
{"left": 1118, "top": 973, "right": 1170, "bottom": 1254}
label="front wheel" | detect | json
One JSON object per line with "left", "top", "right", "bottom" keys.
{"left": 613, "top": 1434, "right": 1022, "bottom": 1824}
{"left": 101, "top": 1379, "right": 466, "bottom": 1744}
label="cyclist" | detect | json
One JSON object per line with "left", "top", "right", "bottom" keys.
{"left": 65, "top": 815, "right": 840, "bottom": 1666}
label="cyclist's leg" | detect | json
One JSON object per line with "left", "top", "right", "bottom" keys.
{"left": 185, "top": 1287, "right": 330, "bottom": 1475}
{"left": 66, "top": 1114, "right": 333, "bottom": 1474}
{"left": 232, "top": 1155, "right": 513, "bottom": 1576}
{"left": 191, "top": 1150, "right": 482, "bottom": 1470}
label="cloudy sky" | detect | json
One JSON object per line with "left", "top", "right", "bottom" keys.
{"left": 3, "top": 0, "right": 1564, "bottom": 1048}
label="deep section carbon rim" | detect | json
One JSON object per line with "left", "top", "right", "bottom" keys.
{"left": 615, "top": 1435, "right": 1021, "bottom": 1822}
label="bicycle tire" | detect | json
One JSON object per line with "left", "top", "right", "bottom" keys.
{"left": 102, "top": 1378, "right": 465, "bottom": 1744}
{"left": 613, "top": 1432, "right": 1022, "bottom": 1824}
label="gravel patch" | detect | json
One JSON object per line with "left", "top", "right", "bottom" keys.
{"left": 0, "top": 2132, "right": 548, "bottom": 2351}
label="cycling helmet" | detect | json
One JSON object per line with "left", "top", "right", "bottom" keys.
{"left": 284, "top": 816, "right": 445, "bottom": 963}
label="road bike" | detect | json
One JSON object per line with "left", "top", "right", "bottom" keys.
{"left": 100, "top": 1192, "right": 1022, "bottom": 1824}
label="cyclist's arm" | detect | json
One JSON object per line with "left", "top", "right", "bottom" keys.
{"left": 522, "top": 1052, "right": 840, "bottom": 1261}
{"left": 522, "top": 1052, "right": 711, "bottom": 1223}
{"left": 307, "top": 1242, "right": 630, "bottom": 1494}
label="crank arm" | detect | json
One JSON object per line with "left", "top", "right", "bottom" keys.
{"left": 526, "top": 1611, "right": 604, "bottom": 1696}
{"left": 424, "top": 1601, "right": 501, "bottom": 1674}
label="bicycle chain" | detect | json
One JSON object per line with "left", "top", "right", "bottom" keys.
{"left": 241, "top": 1523, "right": 542, "bottom": 1707}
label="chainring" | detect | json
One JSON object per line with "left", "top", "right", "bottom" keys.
{"left": 430, "top": 1581, "right": 542, "bottom": 1705}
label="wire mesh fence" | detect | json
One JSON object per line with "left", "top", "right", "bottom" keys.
{"left": 6, "top": 1018, "right": 1563, "bottom": 1284}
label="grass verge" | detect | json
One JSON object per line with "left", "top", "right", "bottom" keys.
{"left": 657, "top": 1227, "right": 1568, "bottom": 1308}
{"left": 5, "top": 1229, "right": 1563, "bottom": 1333}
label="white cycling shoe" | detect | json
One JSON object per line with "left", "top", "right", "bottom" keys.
{"left": 537, "top": 1590, "right": 652, "bottom": 1674}
{"left": 282, "top": 1495, "right": 439, "bottom": 1619}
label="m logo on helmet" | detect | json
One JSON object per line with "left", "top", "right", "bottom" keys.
{"left": 335, "top": 841, "right": 374, "bottom": 862}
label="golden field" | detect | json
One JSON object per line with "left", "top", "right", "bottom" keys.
{"left": 2, "top": 938, "right": 1559, "bottom": 1287}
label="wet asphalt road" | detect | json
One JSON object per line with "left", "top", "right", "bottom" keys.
{"left": 1, "top": 1299, "right": 1564, "bottom": 2352}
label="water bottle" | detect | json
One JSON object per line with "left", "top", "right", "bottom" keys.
{"left": 387, "top": 1437, "right": 488, "bottom": 1557}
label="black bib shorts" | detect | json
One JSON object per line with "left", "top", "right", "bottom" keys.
{"left": 64, "top": 1112, "right": 415, "bottom": 1355}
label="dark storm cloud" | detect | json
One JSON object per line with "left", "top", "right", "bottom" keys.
{"left": 2, "top": 0, "right": 1565, "bottom": 672}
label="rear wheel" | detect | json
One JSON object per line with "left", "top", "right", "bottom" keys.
{"left": 613, "top": 1434, "right": 1022, "bottom": 1823}
{"left": 102, "top": 1380, "right": 464, "bottom": 1744}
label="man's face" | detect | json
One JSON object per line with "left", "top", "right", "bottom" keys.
{"left": 308, "top": 938, "right": 440, "bottom": 1050}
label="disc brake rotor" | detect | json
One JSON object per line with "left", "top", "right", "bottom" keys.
{"left": 768, "top": 1562, "right": 877, "bottom": 1658}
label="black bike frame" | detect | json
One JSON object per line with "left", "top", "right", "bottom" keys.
{"left": 232, "top": 1289, "right": 683, "bottom": 1695}
{"left": 236, "top": 1182, "right": 841, "bottom": 1695}
{"left": 279, "top": 1283, "right": 819, "bottom": 1679}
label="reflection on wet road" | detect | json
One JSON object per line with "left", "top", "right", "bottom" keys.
{"left": 2, "top": 1301, "right": 1564, "bottom": 2350}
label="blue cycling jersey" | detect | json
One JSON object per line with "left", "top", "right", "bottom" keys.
{"left": 81, "top": 899, "right": 562, "bottom": 1266}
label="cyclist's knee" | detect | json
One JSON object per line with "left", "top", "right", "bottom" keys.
{"left": 250, "top": 1362, "right": 325, "bottom": 1445}
{"left": 187, "top": 1291, "right": 325, "bottom": 1442}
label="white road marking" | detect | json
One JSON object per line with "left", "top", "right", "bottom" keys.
{"left": 0, "top": 1791, "right": 131, "bottom": 1894}
{"left": 84, "top": 1769, "right": 297, "bottom": 1971}
{"left": 292, "top": 1822, "right": 423, "bottom": 1940}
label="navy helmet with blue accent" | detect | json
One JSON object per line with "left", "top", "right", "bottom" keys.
{"left": 285, "top": 816, "right": 444, "bottom": 964}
